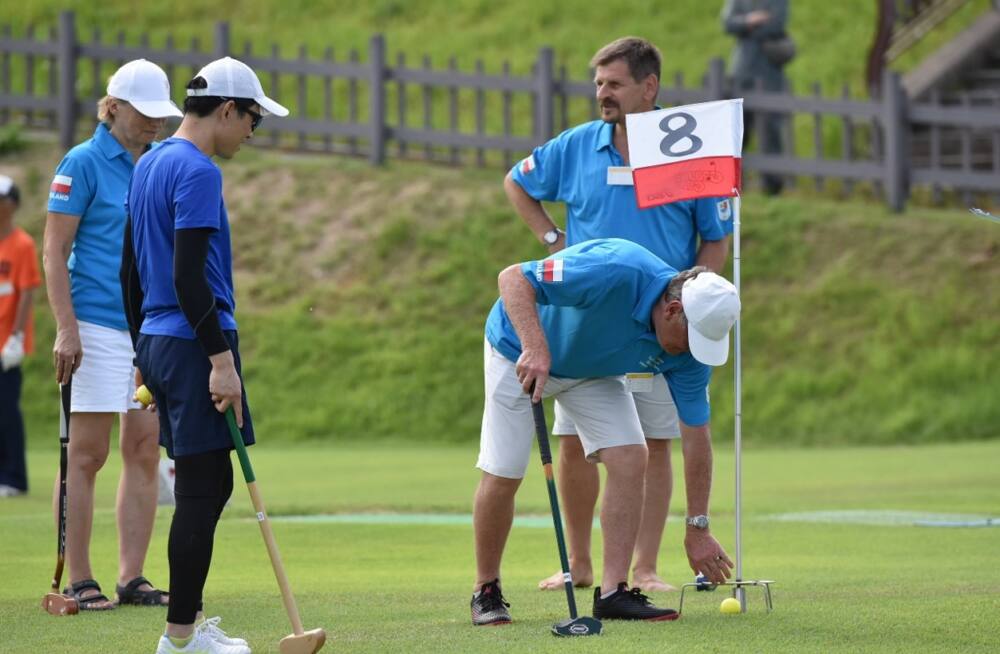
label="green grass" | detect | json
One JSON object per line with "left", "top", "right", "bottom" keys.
{"left": 1, "top": 440, "right": 998, "bottom": 653}
{"left": 4, "top": 139, "right": 999, "bottom": 447}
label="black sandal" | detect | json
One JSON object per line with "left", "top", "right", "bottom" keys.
{"left": 116, "top": 576, "right": 169, "bottom": 606}
{"left": 63, "top": 579, "right": 115, "bottom": 611}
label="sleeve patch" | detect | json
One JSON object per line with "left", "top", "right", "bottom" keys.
{"left": 717, "top": 199, "right": 732, "bottom": 221}
{"left": 535, "top": 258, "right": 564, "bottom": 282}
{"left": 49, "top": 174, "right": 72, "bottom": 201}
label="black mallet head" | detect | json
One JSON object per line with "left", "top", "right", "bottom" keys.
{"left": 552, "top": 616, "right": 602, "bottom": 637}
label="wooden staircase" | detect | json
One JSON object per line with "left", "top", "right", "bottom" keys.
{"left": 900, "top": 6, "right": 1000, "bottom": 174}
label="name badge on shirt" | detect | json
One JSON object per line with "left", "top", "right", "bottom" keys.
{"left": 626, "top": 372, "right": 654, "bottom": 393}
{"left": 607, "top": 166, "right": 633, "bottom": 186}
{"left": 0, "top": 281, "right": 12, "bottom": 297}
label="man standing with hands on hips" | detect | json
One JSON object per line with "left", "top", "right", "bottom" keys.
{"left": 122, "top": 57, "right": 287, "bottom": 654}
{"left": 505, "top": 36, "right": 733, "bottom": 593}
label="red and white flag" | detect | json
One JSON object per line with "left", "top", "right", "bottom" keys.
{"left": 536, "top": 258, "right": 564, "bottom": 282}
{"left": 626, "top": 99, "right": 743, "bottom": 209}
{"left": 50, "top": 174, "right": 72, "bottom": 196}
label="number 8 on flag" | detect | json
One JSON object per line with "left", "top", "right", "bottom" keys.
{"left": 625, "top": 99, "right": 744, "bottom": 209}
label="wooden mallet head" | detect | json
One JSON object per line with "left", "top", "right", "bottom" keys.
{"left": 278, "top": 628, "right": 326, "bottom": 654}
{"left": 41, "top": 592, "right": 79, "bottom": 616}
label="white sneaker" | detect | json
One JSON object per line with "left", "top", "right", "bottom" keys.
{"left": 0, "top": 484, "right": 26, "bottom": 498}
{"left": 197, "top": 616, "right": 249, "bottom": 647}
{"left": 155, "top": 630, "right": 251, "bottom": 654}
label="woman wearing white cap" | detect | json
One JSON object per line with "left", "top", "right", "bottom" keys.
{"left": 43, "top": 59, "right": 181, "bottom": 610}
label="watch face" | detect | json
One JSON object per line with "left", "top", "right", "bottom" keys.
{"left": 689, "top": 515, "right": 709, "bottom": 528}
{"left": 544, "top": 230, "right": 558, "bottom": 244}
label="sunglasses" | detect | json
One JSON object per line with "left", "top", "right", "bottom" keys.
{"left": 220, "top": 97, "right": 264, "bottom": 132}
{"left": 243, "top": 107, "right": 264, "bottom": 132}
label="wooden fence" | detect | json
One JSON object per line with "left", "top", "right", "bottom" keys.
{"left": 2, "top": 11, "right": 999, "bottom": 211}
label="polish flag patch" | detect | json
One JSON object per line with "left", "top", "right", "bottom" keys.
{"left": 49, "top": 174, "right": 72, "bottom": 199}
{"left": 536, "top": 258, "right": 564, "bottom": 282}
{"left": 520, "top": 154, "right": 536, "bottom": 175}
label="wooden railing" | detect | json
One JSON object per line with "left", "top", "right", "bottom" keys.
{"left": 2, "top": 12, "right": 999, "bottom": 211}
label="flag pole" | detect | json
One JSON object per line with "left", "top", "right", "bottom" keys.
{"left": 732, "top": 192, "right": 745, "bottom": 612}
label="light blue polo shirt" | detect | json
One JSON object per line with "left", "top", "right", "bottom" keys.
{"left": 127, "top": 138, "right": 237, "bottom": 339}
{"left": 485, "top": 238, "right": 713, "bottom": 427}
{"left": 47, "top": 123, "right": 138, "bottom": 330}
{"left": 510, "top": 119, "right": 733, "bottom": 270}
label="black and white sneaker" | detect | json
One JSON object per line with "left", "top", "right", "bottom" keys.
{"left": 470, "top": 579, "right": 512, "bottom": 626}
{"left": 593, "top": 583, "right": 679, "bottom": 621}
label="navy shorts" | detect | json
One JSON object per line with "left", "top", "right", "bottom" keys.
{"left": 136, "top": 331, "right": 255, "bottom": 459}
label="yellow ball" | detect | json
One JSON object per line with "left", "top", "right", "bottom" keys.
{"left": 720, "top": 597, "right": 742, "bottom": 614}
{"left": 134, "top": 384, "right": 153, "bottom": 407}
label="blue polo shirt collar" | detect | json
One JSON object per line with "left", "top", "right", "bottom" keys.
{"left": 93, "top": 123, "right": 131, "bottom": 162}
{"left": 594, "top": 105, "right": 662, "bottom": 153}
{"left": 633, "top": 270, "right": 672, "bottom": 327}
{"left": 595, "top": 121, "right": 614, "bottom": 152}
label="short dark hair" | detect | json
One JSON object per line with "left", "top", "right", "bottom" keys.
{"left": 590, "top": 37, "right": 661, "bottom": 83}
{"left": 182, "top": 76, "right": 258, "bottom": 117}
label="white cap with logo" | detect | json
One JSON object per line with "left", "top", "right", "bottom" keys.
{"left": 681, "top": 272, "right": 741, "bottom": 366}
{"left": 107, "top": 59, "right": 182, "bottom": 118}
{"left": 186, "top": 57, "right": 289, "bottom": 117}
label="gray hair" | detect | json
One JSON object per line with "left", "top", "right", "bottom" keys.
{"left": 664, "top": 266, "right": 710, "bottom": 304}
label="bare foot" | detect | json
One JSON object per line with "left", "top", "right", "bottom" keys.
{"left": 632, "top": 571, "right": 678, "bottom": 593}
{"left": 538, "top": 568, "right": 594, "bottom": 590}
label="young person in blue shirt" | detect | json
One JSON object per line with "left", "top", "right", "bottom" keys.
{"left": 43, "top": 59, "right": 181, "bottom": 610}
{"left": 122, "top": 57, "right": 287, "bottom": 654}
{"left": 505, "top": 36, "right": 733, "bottom": 593}
{"left": 471, "top": 238, "right": 738, "bottom": 625}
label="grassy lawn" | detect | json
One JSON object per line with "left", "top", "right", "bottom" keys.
{"left": 1, "top": 440, "right": 998, "bottom": 653}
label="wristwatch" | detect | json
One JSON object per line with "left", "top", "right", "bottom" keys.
{"left": 686, "top": 514, "right": 710, "bottom": 529}
{"left": 542, "top": 228, "right": 564, "bottom": 245}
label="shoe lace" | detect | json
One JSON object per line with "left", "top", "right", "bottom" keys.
{"left": 198, "top": 616, "right": 231, "bottom": 640}
{"left": 627, "top": 587, "right": 653, "bottom": 606}
{"left": 479, "top": 585, "right": 510, "bottom": 611}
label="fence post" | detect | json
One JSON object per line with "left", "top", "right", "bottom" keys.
{"left": 882, "top": 69, "right": 907, "bottom": 212}
{"left": 214, "top": 22, "right": 230, "bottom": 58}
{"left": 369, "top": 34, "right": 386, "bottom": 165}
{"left": 56, "top": 11, "right": 77, "bottom": 150}
{"left": 534, "top": 47, "right": 554, "bottom": 144}
{"left": 706, "top": 57, "right": 726, "bottom": 100}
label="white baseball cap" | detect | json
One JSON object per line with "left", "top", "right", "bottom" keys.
{"left": 681, "top": 272, "right": 741, "bottom": 366}
{"left": 186, "top": 57, "right": 289, "bottom": 117}
{"left": 107, "top": 59, "right": 182, "bottom": 118}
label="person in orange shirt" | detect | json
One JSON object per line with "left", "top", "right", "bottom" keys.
{"left": 0, "top": 174, "right": 41, "bottom": 497}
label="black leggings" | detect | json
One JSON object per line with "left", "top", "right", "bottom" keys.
{"left": 166, "top": 449, "right": 234, "bottom": 625}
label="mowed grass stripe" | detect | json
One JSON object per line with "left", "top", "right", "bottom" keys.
{"left": 2, "top": 442, "right": 999, "bottom": 652}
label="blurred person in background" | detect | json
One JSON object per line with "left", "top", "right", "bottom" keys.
{"left": 722, "top": 0, "right": 793, "bottom": 195}
{"left": 0, "top": 175, "right": 40, "bottom": 498}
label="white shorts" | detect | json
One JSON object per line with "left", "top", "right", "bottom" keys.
{"left": 477, "top": 340, "right": 645, "bottom": 479}
{"left": 553, "top": 372, "right": 680, "bottom": 439}
{"left": 71, "top": 321, "right": 142, "bottom": 413}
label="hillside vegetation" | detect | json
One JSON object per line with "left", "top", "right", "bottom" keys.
{"left": 4, "top": 0, "right": 995, "bottom": 97}
{"left": 4, "top": 139, "right": 997, "bottom": 448}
